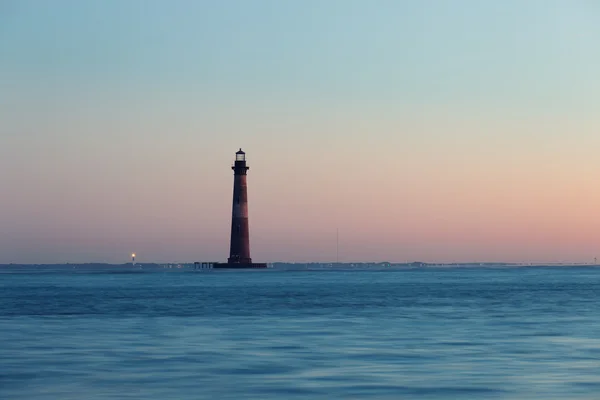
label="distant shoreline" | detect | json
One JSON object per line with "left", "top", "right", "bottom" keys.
{"left": 1, "top": 262, "right": 598, "bottom": 269}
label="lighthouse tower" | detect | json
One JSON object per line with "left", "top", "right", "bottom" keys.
{"left": 228, "top": 148, "right": 252, "bottom": 264}
{"left": 195, "top": 149, "right": 267, "bottom": 269}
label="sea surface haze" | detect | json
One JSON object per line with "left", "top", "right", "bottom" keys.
{"left": 1, "top": 265, "right": 600, "bottom": 399}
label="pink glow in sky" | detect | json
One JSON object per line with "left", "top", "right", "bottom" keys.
{"left": 1, "top": 1, "right": 600, "bottom": 263}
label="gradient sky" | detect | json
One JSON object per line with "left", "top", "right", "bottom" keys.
{"left": 1, "top": 0, "right": 600, "bottom": 264}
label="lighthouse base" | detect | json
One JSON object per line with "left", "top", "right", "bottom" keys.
{"left": 214, "top": 262, "right": 268, "bottom": 269}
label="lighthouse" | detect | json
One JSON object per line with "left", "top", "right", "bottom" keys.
{"left": 212, "top": 149, "right": 266, "bottom": 269}
{"left": 194, "top": 149, "right": 267, "bottom": 270}
{"left": 228, "top": 148, "right": 252, "bottom": 264}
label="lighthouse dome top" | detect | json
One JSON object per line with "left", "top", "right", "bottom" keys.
{"left": 235, "top": 148, "right": 246, "bottom": 161}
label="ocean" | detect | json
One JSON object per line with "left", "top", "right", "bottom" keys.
{"left": 1, "top": 265, "right": 599, "bottom": 399}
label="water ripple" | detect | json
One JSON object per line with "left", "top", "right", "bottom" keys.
{"left": 2, "top": 267, "right": 600, "bottom": 399}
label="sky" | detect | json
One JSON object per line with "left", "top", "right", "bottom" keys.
{"left": 1, "top": 0, "right": 600, "bottom": 264}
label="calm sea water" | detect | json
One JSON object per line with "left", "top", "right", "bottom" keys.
{"left": 1, "top": 265, "right": 600, "bottom": 399}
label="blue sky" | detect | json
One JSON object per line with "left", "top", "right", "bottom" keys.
{"left": 1, "top": 1, "right": 600, "bottom": 263}
{"left": 3, "top": 1, "right": 598, "bottom": 108}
